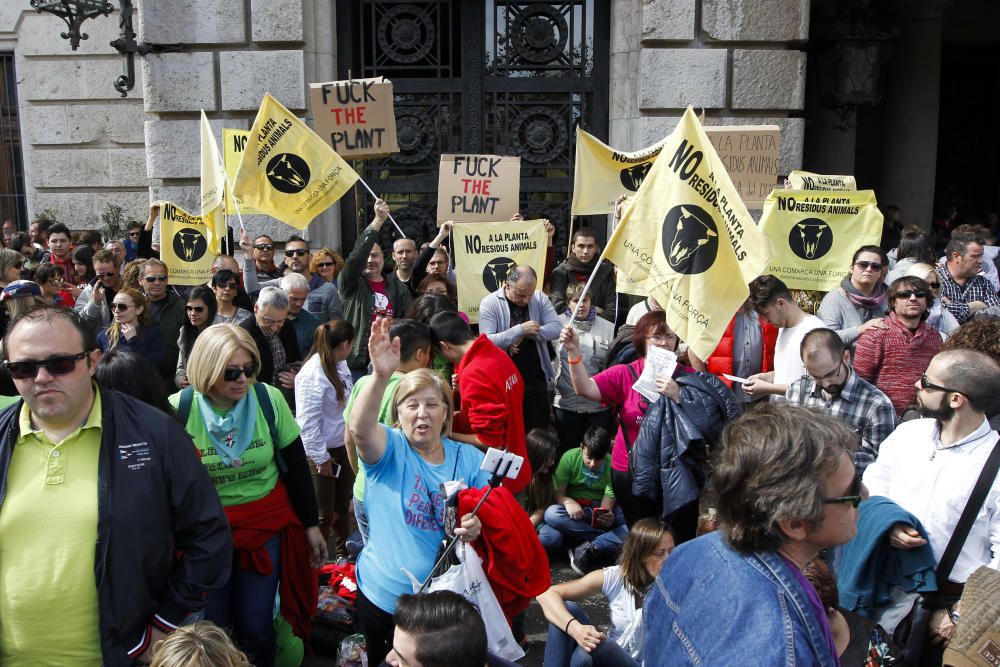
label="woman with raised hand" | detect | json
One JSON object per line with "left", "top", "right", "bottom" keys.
{"left": 348, "top": 317, "right": 490, "bottom": 665}
{"left": 98, "top": 287, "right": 163, "bottom": 368}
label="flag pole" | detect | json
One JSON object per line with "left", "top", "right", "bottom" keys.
{"left": 567, "top": 196, "right": 626, "bottom": 323}
{"left": 357, "top": 176, "right": 407, "bottom": 239}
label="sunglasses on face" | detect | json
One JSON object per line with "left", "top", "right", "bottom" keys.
{"left": 919, "top": 374, "right": 963, "bottom": 394}
{"left": 254, "top": 243, "right": 274, "bottom": 251}
{"left": 855, "top": 260, "right": 883, "bottom": 271}
{"left": 316, "top": 261, "right": 335, "bottom": 269}
{"left": 144, "top": 275, "right": 168, "bottom": 283}
{"left": 215, "top": 283, "right": 237, "bottom": 290}
{"left": 110, "top": 302, "right": 131, "bottom": 312}
{"left": 285, "top": 249, "right": 308, "bottom": 257}
{"left": 185, "top": 305, "right": 206, "bottom": 313}
{"left": 222, "top": 364, "right": 257, "bottom": 382}
{"left": 926, "top": 282, "right": 941, "bottom": 289}
{"left": 5, "top": 351, "right": 89, "bottom": 380}
{"left": 128, "top": 232, "right": 140, "bottom": 238}
{"left": 96, "top": 271, "right": 117, "bottom": 279}
{"left": 823, "top": 473, "right": 863, "bottom": 507}
{"left": 895, "top": 290, "right": 928, "bottom": 300}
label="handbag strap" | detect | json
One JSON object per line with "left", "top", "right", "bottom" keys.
{"left": 936, "top": 438, "right": 1000, "bottom": 582}
{"left": 618, "top": 363, "right": 640, "bottom": 453}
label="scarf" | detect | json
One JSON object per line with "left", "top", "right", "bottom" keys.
{"left": 565, "top": 305, "right": 597, "bottom": 322}
{"left": 840, "top": 276, "right": 887, "bottom": 310}
{"left": 566, "top": 254, "right": 599, "bottom": 274}
{"left": 196, "top": 390, "right": 256, "bottom": 467}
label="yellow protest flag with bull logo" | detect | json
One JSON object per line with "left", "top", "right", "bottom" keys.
{"left": 233, "top": 94, "right": 360, "bottom": 230}
{"left": 603, "top": 108, "right": 774, "bottom": 361}
{"left": 571, "top": 128, "right": 665, "bottom": 216}
{"left": 156, "top": 201, "right": 217, "bottom": 286}
{"left": 452, "top": 219, "right": 548, "bottom": 324}
{"left": 199, "top": 111, "right": 229, "bottom": 255}
{"left": 759, "top": 188, "right": 883, "bottom": 291}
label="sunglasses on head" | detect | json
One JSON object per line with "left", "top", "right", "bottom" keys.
{"left": 110, "top": 302, "right": 131, "bottom": 312}
{"left": 5, "top": 351, "right": 90, "bottom": 380}
{"left": 144, "top": 275, "right": 168, "bottom": 283}
{"left": 222, "top": 364, "right": 257, "bottom": 382}
{"left": 855, "top": 260, "right": 883, "bottom": 271}
{"left": 185, "top": 305, "right": 206, "bottom": 313}
{"left": 895, "top": 290, "right": 928, "bottom": 300}
{"left": 254, "top": 243, "right": 274, "bottom": 251}
{"left": 285, "top": 249, "right": 308, "bottom": 257}
{"left": 823, "top": 473, "right": 863, "bottom": 507}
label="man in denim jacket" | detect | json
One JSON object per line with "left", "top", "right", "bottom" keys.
{"left": 644, "top": 404, "right": 864, "bottom": 666}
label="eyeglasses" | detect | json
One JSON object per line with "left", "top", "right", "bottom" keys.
{"left": 144, "top": 275, "right": 168, "bottom": 283}
{"left": 5, "top": 351, "right": 90, "bottom": 380}
{"left": 823, "top": 473, "right": 863, "bottom": 508}
{"left": 316, "top": 262, "right": 335, "bottom": 269}
{"left": 110, "top": 302, "right": 131, "bottom": 312}
{"left": 854, "top": 260, "right": 883, "bottom": 271}
{"left": 285, "top": 249, "right": 308, "bottom": 257}
{"left": 96, "top": 271, "right": 117, "bottom": 279}
{"left": 920, "top": 374, "right": 963, "bottom": 395}
{"left": 185, "top": 305, "right": 206, "bottom": 313}
{"left": 222, "top": 364, "right": 257, "bottom": 382}
{"left": 254, "top": 243, "right": 274, "bottom": 251}
{"left": 895, "top": 290, "right": 928, "bottom": 300}
{"left": 810, "top": 361, "right": 845, "bottom": 383}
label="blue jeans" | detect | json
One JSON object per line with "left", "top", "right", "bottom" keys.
{"left": 538, "top": 522, "right": 564, "bottom": 554}
{"left": 543, "top": 602, "right": 639, "bottom": 667}
{"left": 353, "top": 497, "right": 369, "bottom": 545}
{"left": 543, "top": 504, "right": 628, "bottom": 561}
{"left": 206, "top": 533, "right": 281, "bottom": 667}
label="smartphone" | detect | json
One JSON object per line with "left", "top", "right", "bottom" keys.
{"left": 591, "top": 507, "right": 609, "bottom": 528}
{"left": 331, "top": 462, "right": 342, "bottom": 478}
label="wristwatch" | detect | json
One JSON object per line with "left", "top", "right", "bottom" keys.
{"left": 948, "top": 606, "right": 960, "bottom": 625}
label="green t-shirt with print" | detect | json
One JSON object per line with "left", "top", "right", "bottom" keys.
{"left": 343, "top": 371, "right": 405, "bottom": 501}
{"left": 552, "top": 447, "right": 614, "bottom": 503}
{"left": 169, "top": 383, "right": 300, "bottom": 507}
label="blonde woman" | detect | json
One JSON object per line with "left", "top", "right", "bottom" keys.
{"left": 906, "top": 262, "right": 960, "bottom": 337}
{"left": 168, "top": 324, "right": 324, "bottom": 666}
{"left": 97, "top": 287, "right": 163, "bottom": 368}
{"left": 310, "top": 247, "right": 345, "bottom": 283}
{"left": 150, "top": 621, "right": 249, "bottom": 667}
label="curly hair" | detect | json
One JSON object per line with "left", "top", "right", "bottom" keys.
{"left": 941, "top": 318, "right": 1000, "bottom": 365}
{"left": 309, "top": 247, "right": 345, "bottom": 279}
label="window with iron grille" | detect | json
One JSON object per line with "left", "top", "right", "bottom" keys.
{"left": 0, "top": 53, "right": 27, "bottom": 230}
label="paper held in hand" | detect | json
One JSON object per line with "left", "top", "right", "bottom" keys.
{"left": 632, "top": 345, "right": 678, "bottom": 402}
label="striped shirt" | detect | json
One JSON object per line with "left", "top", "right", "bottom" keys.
{"left": 938, "top": 265, "right": 1000, "bottom": 323}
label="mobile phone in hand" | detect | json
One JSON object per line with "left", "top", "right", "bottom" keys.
{"left": 591, "top": 507, "right": 609, "bottom": 528}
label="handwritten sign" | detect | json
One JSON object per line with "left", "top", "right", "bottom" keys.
{"left": 309, "top": 77, "right": 399, "bottom": 159}
{"left": 705, "top": 125, "right": 780, "bottom": 208}
{"left": 436, "top": 154, "right": 521, "bottom": 222}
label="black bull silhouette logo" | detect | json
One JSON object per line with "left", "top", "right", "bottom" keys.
{"left": 172, "top": 227, "right": 208, "bottom": 263}
{"left": 266, "top": 153, "right": 311, "bottom": 194}
{"left": 787, "top": 218, "right": 832, "bottom": 260}
{"left": 662, "top": 204, "right": 719, "bottom": 275}
{"left": 620, "top": 161, "right": 653, "bottom": 191}
{"left": 483, "top": 257, "right": 516, "bottom": 292}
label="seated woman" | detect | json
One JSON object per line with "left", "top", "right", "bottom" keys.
{"left": 818, "top": 245, "right": 890, "bottom": 348}
{"left": 537, "top": 519, "right": 674, "bottom": 667}
{"left": 522, "top": 428, "right": 560, "bottom": 554}
{"left": 349, "top": 317, "right": 490, "bottom": 665}
{"left": 98, "top": 287, "right": 163, "bottom": 369}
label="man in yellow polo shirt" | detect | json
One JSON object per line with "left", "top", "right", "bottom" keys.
{"left": 0, "top": 306, "right": 232, "bottom": 666}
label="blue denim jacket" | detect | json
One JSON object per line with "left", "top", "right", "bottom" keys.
{"left": 643, "top": 531, "right": 838, "bottom": 666}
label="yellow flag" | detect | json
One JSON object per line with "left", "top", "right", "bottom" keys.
{"left": 787, "top": 170, "right": 857, "bottom": 191}
{"left": 604, "top": 108, "right": 773, "bottom": 360}
{"left": 156, "top": 201, "right": 218, "bottom": 286}
{"left": 233, "top": 94, "right": 360, "bottom": 230}
{"left": 760, "top": 189, "right": 883, "bottom": 291}
{"left": 199, "top": 111, "right": 228, "bottom": 254}
{"left": 222, "top": 128, "right": 262, "bottom": 215}
{"left": 571, "top": 128, "right": 665, "bottom": 216}
{"left": 451, "top": 219, "right": 547, "bottom": 324}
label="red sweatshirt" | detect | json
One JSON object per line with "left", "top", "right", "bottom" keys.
{"left": 453, "top": 334, "right": 531, "bottom": 495}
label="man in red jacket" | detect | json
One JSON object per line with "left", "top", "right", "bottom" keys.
{"left": 430, "top": 311, "right": 532, "bottom": 496}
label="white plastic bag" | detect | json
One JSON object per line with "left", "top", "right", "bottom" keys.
{"left": 405, "top": 542, "right": 525, "bottom": 662}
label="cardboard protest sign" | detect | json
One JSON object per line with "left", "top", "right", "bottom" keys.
{"left": 788, "top": 170, "right": 857, "bottom": 191}
{"left": 760, "top": 189, "right": 883, "bottom": 291}
{"left": 571, "top": 126, "right": 780, "bottom": 215}
{"left": 156, "top": 201, "right": 217, "bottom": 286}
{"left": 604, "top": 108, "right": 774, "bottom": 361}
{"left": 199, "top": 112, "right": 228, "bottom": 255}
{"left": 223, "top": 129, "right": 262, "bottom": 216}
{"left": 309, "top": 77, "right": 399, "bottom": 159}
{"left": 437, "top": 154, "right": 520, "bottom": 223}
{"left": 452, "top": 218, "right": 547, "bottom": 323}
{"left": 233, "top": 94, "right": 360, "bottom": 230}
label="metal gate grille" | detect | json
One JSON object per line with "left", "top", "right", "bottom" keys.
{"left": 0, "top": 53, "right": 27, "bottom": 229}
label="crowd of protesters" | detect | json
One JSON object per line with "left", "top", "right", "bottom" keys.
{"left": 0, "top": 201, "right": 998, "bottom": 667}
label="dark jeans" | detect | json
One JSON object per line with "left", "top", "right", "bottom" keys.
{"left": 543, "top": 601, "right": 639, "bottom": 667}
{"left": 553, "top": 407, "right": 614, "bottom": 454}
{"left": 206, "top": 533, "right": 281, "bottom": 667}
{"left": 357, "top": 588, "right": 395, "bottom": 666}
{"left": 610, "top": 468, "right": 658, "bottom": 528}
{"left": 310, "top": 446, "right": 355, "bottom": 558}
{"left": 523, "top": 379, "right": 552, "bottom": 433}
{"left": 543, "top": 505, "right": 628, "bottom": 561}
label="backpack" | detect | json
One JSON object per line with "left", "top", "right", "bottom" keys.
{"left": 176, "top": 383, "right": 287, "bottom": 473}
{"left": 603, "top": 324, "right": 637, "bottom": 370}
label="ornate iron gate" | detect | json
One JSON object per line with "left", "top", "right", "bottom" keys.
{"left": 336, "top": 0, "right": 610, "bottom": 255}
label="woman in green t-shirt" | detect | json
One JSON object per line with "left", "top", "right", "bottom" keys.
{"left": 172, "top": 324, "right": 324, "bottom": 667}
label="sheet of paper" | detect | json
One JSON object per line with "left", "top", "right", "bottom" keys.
{"left": 723, "top": 373, "right": 750, "bottom": 385}
{"left": 632, "top": 345, "right": 678, "bottom": 402}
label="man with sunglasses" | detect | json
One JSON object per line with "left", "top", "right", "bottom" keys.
{"left": 864, "top": 349, "right": 1000, "bottom": 649}
{"left": 251, "top": 234, "right": 282, "bottom": 280}
{"left": 123, "top": 222, "right": 142, "bottom": 263}
{"left": 786, "top": 328, "right": 896, "bottom": 473}
{"left": 74, "top": 249, "right": 123, "bottom": 330}
{"left": 140, "top": 258, "right": 186, "bottom": 386}
{"left": 938, "top": 231, "right": 1000, "bottom": 323}
{"left": 0, "top": 306, "right": 231, "bottom": 666}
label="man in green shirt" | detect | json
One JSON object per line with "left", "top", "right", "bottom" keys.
{"left": 543, "top": 426, "right": 628, "bottom": 575}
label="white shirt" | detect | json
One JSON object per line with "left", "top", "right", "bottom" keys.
{"left": 293, "top": 355, "right": 353, "bottom": 465}
{"left": 602, "top": 566, "right": 643, "bottom": 660}
{"left": 772, "top": 314, "right": 825, "bottom": 402}
{"left": 625, "top": 299, "right": 658, "bottom": 326}
{"left": 863, "top": 417, "right": 1000, "bottom": 583}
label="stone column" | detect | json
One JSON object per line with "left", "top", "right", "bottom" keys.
{"left": 877, "top": 0, "right": 950, "bottom": 227}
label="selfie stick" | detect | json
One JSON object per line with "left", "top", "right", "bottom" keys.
{"left": 418, "top": 449, "right": 523, "bottom": 593}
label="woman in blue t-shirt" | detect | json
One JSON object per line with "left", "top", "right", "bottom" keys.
{"left": 349, "top": 316, "right": 489, "bottom": 665}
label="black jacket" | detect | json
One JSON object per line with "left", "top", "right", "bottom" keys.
{"left": 0, "top": 388, "right": 232, "bottom": 666}
{"left": 549, "top": 259, "right": 617, "bottom": 323}
{"left": 240, "top": 316, "right": 302, "bottom": 385}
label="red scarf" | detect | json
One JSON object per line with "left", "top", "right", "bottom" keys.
{"left": 224, "top": 481, "right": 316, "bottom": 642}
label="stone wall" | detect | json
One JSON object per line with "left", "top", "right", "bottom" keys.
{"left": 610, "top": 0, "right": 810, "bottom": 212}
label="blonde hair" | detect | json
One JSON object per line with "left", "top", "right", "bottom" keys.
{"left": 309, "top": 247, "right": 345, "bottom": 278}
{"left": 150, "top": 621, "right": 249, "bottom": 667}
{"left": 4, "top": 295, "right": 46, "bottom": 319}
{"left": 389, "top": 368, "right": 454, "bottom": 437}
{"left": 905, "top": 262, "right": 938, "bottom": 282}
{"left": 104, "top": 287, "right": 150, "bottom": 351}
{"left": 122, "top": 259, "right": 146, "bottom": 291}
{"left": 186, "top": 324, "right": 261, "bottom": 394}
